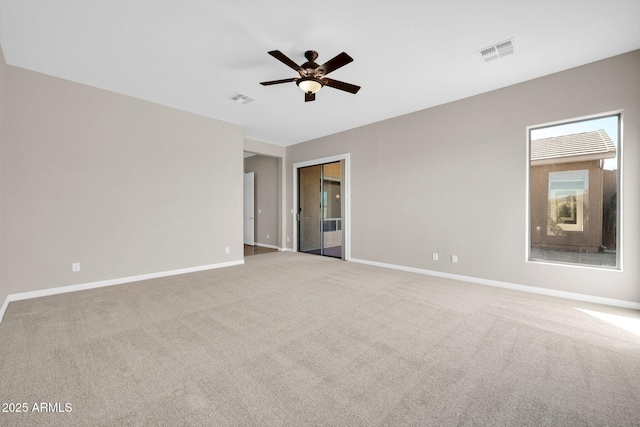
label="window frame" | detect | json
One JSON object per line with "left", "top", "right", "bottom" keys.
{"left": 547, "top": 169, "right": 588, "bottom": 234}
{"left": 526, "top": 112, "right": 623, "bottom": 271}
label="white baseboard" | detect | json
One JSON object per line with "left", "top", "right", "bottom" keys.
{"left": 279, "top": 247, "right": 294, "bottom": 252}
{"left": 0, "top": 260, "right": 244, "bottom": 325}
{"left": 0, "top": 295, "right": 9, "bottom": 326}
{"left": 254, "top": 242, "right": 279, "bottom": 250}
{"left": 349, "top": 258, "right": 640, "bottom": 310}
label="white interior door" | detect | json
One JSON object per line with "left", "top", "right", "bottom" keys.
{"left": 243, "top": 172, "right": 255, "bottom": 245}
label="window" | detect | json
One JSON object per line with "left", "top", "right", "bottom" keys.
{"left": 548, "top": 169, "right": 588, "bottom": 234}
{"left": 528, "top": 114, "right": 620, "bottom": 269}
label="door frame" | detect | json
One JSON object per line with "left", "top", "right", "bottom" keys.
{"left": 293, "top": 153, "right": 351, "bottom": 260}
{"left": 243, "top": 172, "right": 255, "bottom": 246}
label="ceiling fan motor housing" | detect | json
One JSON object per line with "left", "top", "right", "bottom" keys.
{"left": 301, "top": 51, "right": 320, "bottom": 75}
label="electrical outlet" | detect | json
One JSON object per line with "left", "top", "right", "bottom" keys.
{"left": 452, "top": 255, "right": 458, "bottom": 263}
{"left": 287, "top": 236, "right": 290, "bottom": 242}
{"left": 225, "top": 247, "right": 230, "bottom": 254}
{"left": 72, "top": 263, "right": 80, "bottom": 272}
{"left": 432, "top": 253, "right": 438, "bottom": 261}
{"left": 266, "top": 234, "right": 269, "bottom": 239}
{"left": 258, "top": 208, "right": 261, "bottom": 214}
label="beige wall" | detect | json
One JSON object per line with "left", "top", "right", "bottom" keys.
{"left": 244, "top": 155, "right": 279, "bottom": 247}
{"left": 244, "top": 138, "right": 286, "bottom": 248}
{"left": 286, "top": 50, "right": 640, "bottom": 304}
{"left": 2, "top": 43, "right": 637, "bottom": 306}
{"left": 244, "top": 138, "right": 285, "bottom": 158}
{"left": 0, "top": 47, "right": 7, "bottom": 306}
{"left": 4, "top": 60, "right": 243, "bottom": 295}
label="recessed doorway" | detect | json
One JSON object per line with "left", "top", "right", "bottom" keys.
{"left": 294, "top": 154, "right": 350, "bottom": 260}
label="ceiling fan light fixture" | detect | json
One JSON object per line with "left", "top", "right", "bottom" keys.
{"left": 296, "top": 77, "right": 323, "bottom": 94}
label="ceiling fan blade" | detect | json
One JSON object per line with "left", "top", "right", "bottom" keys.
{"left": 268, "top": 50, "right": 303, "bottom": 73}
{"left": 317, "top": 52, "right": 353, "bottom": 76}
{"left": 322, "top": 78, "right": 361, "bottom": 94}
{"left": 260, "top": 78, "right": 296, "bottom": 86}
{"left": 305, "top": 92, "right": 316, "bottom": 102}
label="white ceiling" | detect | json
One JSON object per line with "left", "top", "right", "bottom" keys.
{"left": 1, "top": 0, "right": 639, "bottom": 146}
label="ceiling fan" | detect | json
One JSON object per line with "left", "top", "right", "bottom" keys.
{"left": 260, "top": 50, "right": 361, "bottom": 102}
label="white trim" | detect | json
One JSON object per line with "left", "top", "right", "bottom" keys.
{"left": 0, "top": 296, "right": 9, "bottom": 325}
{"left": 254, "top": 242, "right": 279, "bottom": 250}
{"left": 243, "top": 172, "right": 255, "bottom": 246}
{"left": 279, "top": 247, "right": 295, "bottom": 252}
{"left": 525, "top": 125, "right": 532, "bottom": 264}
{"left": 525, "top": 110, "right": 624, "bottom": 271}
{"left": 0, "top": 260, "right": 244, "bottom": 325}
{"left": 350, "top": 258, "right": 640, "bottom": 310}
{"left": 280, "top": 157, "right": 288, "bottom": 254}
{"left": 526, "top": 258, "right": 623, "bottom": 272}
{"left": 526, "top": 110, "right": 624, "bottom": 134}
{"left": 618, "top": 111, "right": 624, "bottom": 272}
{"left": 293, "top": 153, "right": 351, "bottom": 260}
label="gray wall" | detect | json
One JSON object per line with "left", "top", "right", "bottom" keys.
{"left": 286, "top": 50, "right": 640, "bottom": 304}
{"left": 4, "top": 57, "right": 243, "bottom": 295}
{"left": 2, "top": 43, "right": 637, "bottom": 306}
{"left": 244, "top": 155, "right": 279, "bottom": 247}
{"left": 0, "top": 47, "right": 7, "bottom": 306}
{"left": 244, "top": 138, "right": 286, "bottom": 248}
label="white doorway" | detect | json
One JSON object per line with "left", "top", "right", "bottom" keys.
{"left": 243, "top": 172, "right": 255, "bottom": 245}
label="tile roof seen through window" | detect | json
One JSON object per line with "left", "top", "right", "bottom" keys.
{"left": 530, "top": 130, "right": 616, "bottom": 165}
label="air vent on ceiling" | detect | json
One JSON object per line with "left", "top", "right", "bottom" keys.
{"left": 478, "top": 38, "right": 516, "bottom": 63}
{"left": 229, "top": 92, "right": 255, "bottom": 104}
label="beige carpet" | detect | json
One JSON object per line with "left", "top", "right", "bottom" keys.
{"left": 0, "top": 252, "right": 639, "bottom": 426}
